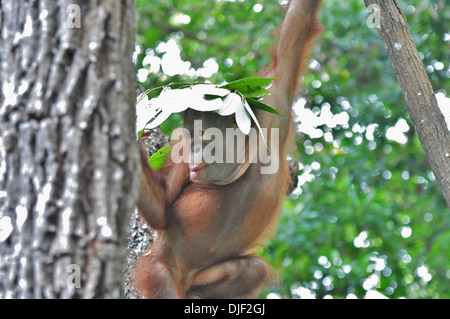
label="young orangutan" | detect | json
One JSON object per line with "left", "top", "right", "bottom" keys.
{"left": 131, "top": 0, "right": 323, "bottom": 298}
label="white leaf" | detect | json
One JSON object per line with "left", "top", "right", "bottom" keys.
{"left": 136, "top": 93, "right": 149, "bottom": 110}
{"left": 186, "top": 85, "right": 226, "bottom": 111}
{"left": 218, "top": 93, "right": 242, "bottom": 116}
{"left": 136, "top": 93, "right": 151, "bottom": 133}
{"left": 243, "top": 100, "right": 267, "bottom": 146}
{"left": 189, "top": 93, "right": 223, "bottom": 111}
{"left": 136, "top": 84, "right": 231, "bottom": 132}
{"left": 191, "top": 84, "right": 230, "bottom": 97}
{"left": 137, "top": 89, "right": 184, "bottom": 130}
{"left": 235, "top": 103, "right": 251, "bottom": 135}
{"left": 158, "top": 89, "right": 189, "bottom": 113}
{"left": 136, "top": 94, "right": 167, "bottom": 132}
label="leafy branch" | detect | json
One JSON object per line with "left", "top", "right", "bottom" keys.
{"left": 136, "top": 77, "right": 281, "bottom": 142}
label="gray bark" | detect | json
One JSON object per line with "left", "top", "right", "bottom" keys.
{"left": 0, "top": 0, "right": 138, "bottom": 298}
{"left": 364, "top": 0, "right": 450, "bottom": 207}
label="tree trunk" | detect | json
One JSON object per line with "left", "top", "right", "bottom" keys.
{"left": 0, "top": 0, "right": 138, "bottom": 298}
{"left": 363, "top": 0, "right": 450, "bottom": 207}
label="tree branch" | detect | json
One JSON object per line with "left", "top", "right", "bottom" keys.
{"left": 364, "top": 0, "right": 450, "bottom": 207}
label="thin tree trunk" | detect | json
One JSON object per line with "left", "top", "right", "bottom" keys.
{"left": 0, "top": 0, "right": 138, "bottom": 298}
{"left": 363, "top": 0, "right": 450, "bottom": 207}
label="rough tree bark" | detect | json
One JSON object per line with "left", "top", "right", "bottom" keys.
{"left": 0, "top": 0, "right": 138, "bottom": 298}
{"left": 364, "top": 0, "right": 450, "bottom": 207}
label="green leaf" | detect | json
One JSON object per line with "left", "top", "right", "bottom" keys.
{"left": 137, "top": 128, "right": 145, "bottom": 140}
{"left": 148, "top": 146, "right": 172, "bottom": 170}
{"left": 221, "top": 77, "right": 277, "bottom": 97}
{"left": 243, "top": 89, "right": 270, "bottom": 98}
{"left": 203, "top": 94, "right": 224, "bottom": 101}
{"left": 158, "top": 112, "right": 183, "bottom": 136}
{"left": 247, "top": 98, "right": 285, "bottom": 117}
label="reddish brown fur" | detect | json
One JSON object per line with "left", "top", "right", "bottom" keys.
{"left": 130, "top": 0, "right": 323, "bottom": 299}
{"left": 265, "top": 1, "right": 324, "bottom": 101}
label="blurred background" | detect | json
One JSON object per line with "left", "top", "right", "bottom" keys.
{"left": 134, "top": 0, "right": 449, "bottom": 298}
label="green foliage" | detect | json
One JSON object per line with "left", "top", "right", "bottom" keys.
{"left": 221, "top": 77, "right": 284, "bottom": 116}
{"left": 149, "top": 146, "right": 172, "bottom": 170}
{"left": 246, "top": 97, "right": 284, "bottom": 117}
{"left": 135, "top": 0, "right": 450, "bottom": 299}
{"left": 221, "top": 77, "right": 276, "bottom": 98}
